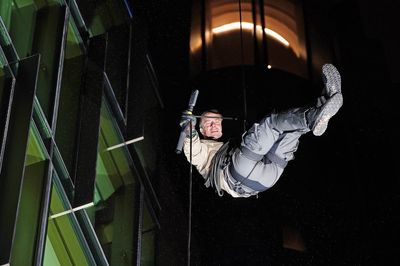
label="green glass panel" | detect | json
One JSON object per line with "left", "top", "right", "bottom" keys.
{"left": 33, "top": 3, "right": 65, "bottom": 122}
{"left": 93, "top": 98, "right": 140, "bottom": 263}
{"left": 0, "top": 54, "right": 40, "bottom": 264}
{"left": 94, "top": 97, "right": 136, "bottom": 202}
{"left": 7, "top": 0, "right": 37, "bottom": 58}
{"left": 25, "top": 122, "right": 47, "bottom": 165}
{"left": 65, "top": 15, "right": 84, "bottom": 60}
{"left": 51, "top": 143, "right": 75, "bottom": 207}
{"left": 94, "top": 184, "right": 102, "bottom": 205}
{"left": 0, "top": 42, "right": 8, "bottom": 67}
{"left": 10, "top": 121, "right": 49, "bottom": 266}
{"left": 44, "top": 176, "right": 92, "bottom": 266}
{"left": 0, "top": 1, "right": 13, "bottom": 30}
{"left": 0, "top": 58, "right": 11, "bottom": 122}
{"left": 33, "top": 96, "right": 53, "bottom": 141}
{"left": 95, "top": 147, "right": 119, "bottom": 201}
{"left": 105, "top": 24, "right": 130, "bottom": 115}
{"left": 86, "top": 0, "right": 129, "bottom": 37}
{"left": 0, "top": 62, "right": 14, "bottom": 173}
{"left": 0, "top": 12, "right": 20, "bottom": 65}
{"left": 109, "top": 184, "right": 136, "bottom": 265}
{"left": 44, "top": 236, "right": 62, "bottom": 266}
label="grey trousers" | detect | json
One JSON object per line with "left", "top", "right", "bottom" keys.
{"left": 228, "top": 108, "right": 310, "bottom": 193}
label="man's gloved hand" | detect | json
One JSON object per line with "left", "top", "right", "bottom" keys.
{"left": 179, "top": 110, "right": 197, "bottom": 137}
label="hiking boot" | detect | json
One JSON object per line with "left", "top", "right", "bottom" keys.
{"left": 307, "top": 93, "right": 343, "bottom": 136}
{"left": 322, "top": 64, "right": 341, "bottom": 97}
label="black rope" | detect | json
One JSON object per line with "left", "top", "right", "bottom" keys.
{"left": 238, "top": 0, "right": 248, "bottom": 131}
{"left": 187, "top": 122, "right": 193, "bottom": 266}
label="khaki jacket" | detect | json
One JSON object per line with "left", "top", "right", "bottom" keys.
{"left": 183, "top": 132, "right": 242, "bottom": 197}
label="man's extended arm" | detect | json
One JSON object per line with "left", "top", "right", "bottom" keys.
{"left": 183, "top": 132, "right": 211, "bottom": 176}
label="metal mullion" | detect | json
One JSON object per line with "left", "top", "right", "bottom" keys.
{"left": 75, "top": 210, "right": 110, "bottom": 266}
{"left": 64, "top": 0, "right": 90, "bottom": 45}
{"left": 0, "top": 54, "right": 40, "bottom": 265}
{"left": 51, "top": 5, "right": 70, "bottom": 134}
{"left": 124, "top": 23, "right": 133, "bottom": 123}
{"left": 136, "top": 186, "right": 145, "bottom": 266}
{"left": 28, "top": 118, "right": 54, "bottom": 266}
{"left": 122, "top": 0, "right": 134, "bottom": 19}
{"left": 103, "top": 72, "right": 127, "bottom": 129}
{"left": 143, "top": 192, "right": 160, "bottom": 230}
{"left": 34, "top": 159, "right": 53, "bottom": 264}
{"left": 0, "top": 59, "right": 16, "bottom": 172}
{"left": 145, "top": 54, "right": 164, "bottom": 109}
{"left": 72, "top": 33, "right": 107, "bottom": 208}
{"left": 56, "top": 0, "right": 88, "bottom": 53}
{"left": 0, "top": 42, "right": 9, "bottom": 66}
{"left": 33, "top": 96, "right": 53, "bottom": 152}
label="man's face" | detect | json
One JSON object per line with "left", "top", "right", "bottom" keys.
{"left": 200, "top": 112, "right": 223, "bottom": 139}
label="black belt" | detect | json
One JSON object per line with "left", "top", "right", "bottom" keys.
{"left": 228, "top": 163, "right": 268, "bottom": 193}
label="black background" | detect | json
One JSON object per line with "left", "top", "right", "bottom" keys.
{"left": 131, "top": 0, "right": 400, "bottom": 264}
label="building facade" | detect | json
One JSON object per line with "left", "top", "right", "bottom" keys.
{"left": 0, "top": 0, "right": 166, "bottom": 265}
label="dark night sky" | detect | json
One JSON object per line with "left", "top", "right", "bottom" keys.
{"left": 137, "top": 0, "right": 400, "bottom": 264}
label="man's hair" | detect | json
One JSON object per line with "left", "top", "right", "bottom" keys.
{"left": 199, "top": 109, "right": 222, "bottom": 128}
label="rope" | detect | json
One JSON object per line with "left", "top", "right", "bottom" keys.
{"left": 187, "top": 122, "right": 193, "bottom": 266}
{"left": 238, "top": 0, "right": 248, "bottom": 131}
{"left": 185, "top": 1, "right": 249, "bottom": 262}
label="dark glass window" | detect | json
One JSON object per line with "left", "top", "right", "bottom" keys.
{"left": 190, "top": 0, "right": 308, "bottom": 77}
{"left": 264, "top": 0, "right": 308, "bottom": 77}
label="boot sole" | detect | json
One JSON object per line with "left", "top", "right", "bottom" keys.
{"left": 322, "top": 64, "right": 341, "bottom": 96}
{"left": 312, "top": 93, "right": 343, "bottom": 136}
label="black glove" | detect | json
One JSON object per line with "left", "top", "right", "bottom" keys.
{"left": 179, "top": 110, "right": 197, "bottom": 137}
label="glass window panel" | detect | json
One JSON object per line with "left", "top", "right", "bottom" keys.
{"left": 264, "top": 0, "right": 308, "bottom": 77}
{"left": 0, "top": 63, "right": 6, "bottom": 93}
{"left": 105, "top": 23, "right": 130, "bottom": 116}
{"left": 52, "top": 143, "right": 75, "bottom": 201}
{"left": 44, "top": 173, "right": 94, "bottom": 266}
{"left": 55, "top": 18, "right": 85, "bottom": 177}
{"left": 0, "top": 67, "right": 6, "bottom": 119}
{"left": 97, "top": 96, "right": 135, "bottom": 187}
{"left": 76, "top": 0, "right": 130, "bottom": 37}
{"left": 10, "top": 121, "right": 49, "bottom": 265}
{"left": 95, "top": 140, "right": 120, "bottom": 201}
{"left": 5, "top": 0, "right": 36, "bottom": 58}
{"left": 190, "top": 0, "right": 308, "bottom": 77}
{"left": 93, "top": 97, "right": 139, "bottom": 262}
{"left": 43, "top": 236, "right": 63, "bottom": 266}
{"left": 0, "top": 45, "right": 7, "bottom": 67}
{"left": 0, "top": 54, "right": 39, "bottom": 265}
{"left": 0, "top": 15, "right": 20, "bottom": 67}
{"left": 25, "top": 121, "right": 48, "bottom": 165}
{"left": 33, "top": 3, "right": 67, "bottom": 123}
{"left": 47, "top": 147, "right": 109, "bottom": 265}
{"left": 33, "top": 96, "right": 53, "bottom": 147}
{"left": 205, "top": 0, "right": 255, "bottom": 69}
{"left": 0, "top": 59, "right": 14, "bottom": 164}
{"left": 0, "top": 1, "right": 13, "bottom": 30}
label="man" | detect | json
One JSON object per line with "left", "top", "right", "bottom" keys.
{"left": 182, "top": 64, "right": 343, "bottom": 198}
